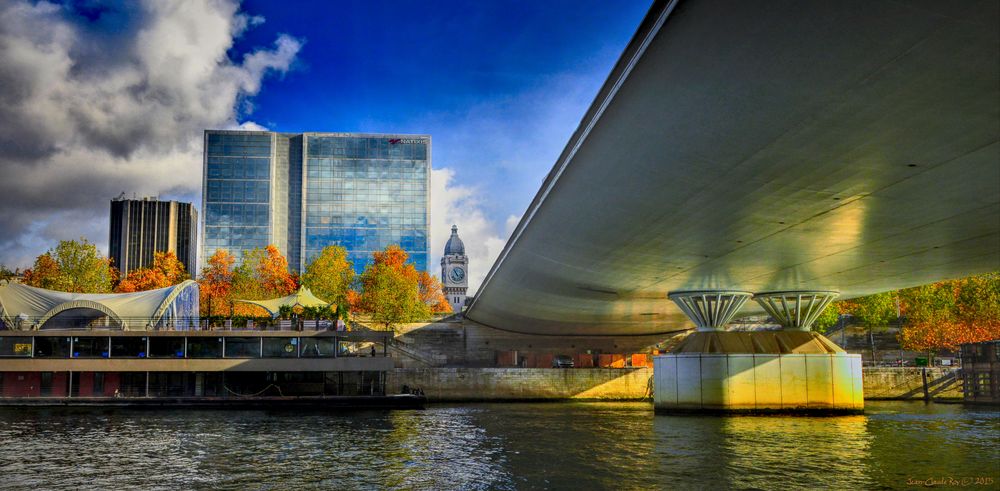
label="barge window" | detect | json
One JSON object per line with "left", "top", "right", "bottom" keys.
{"left": 338, "top": 340, "right": 379, "bottom": 357}
{"left": 119, "top": 373, "right": 147, "bottom": 397}
{"left": 35, "top": 337, "right": 71, "bottom": 358}
{"left": 72, "top": 337, "right": 110, "bottom": 358}
{"left": 149, "top": 337, "right": 185, "bottom": 358}
{"left": 224, "top": 337, "right": 261, "bottom": 358}
{"left": 111, "top": 337, "right": 147, "bottom": 358}
{"left": 187, "top": 338, "right": 222, "bottom": 358}
{"left": 0, "top": 336, "right": 33, "bottom": 357}
{"left": 149, "top": 372, "right": 190, "bottom": 397}
{"left": 262, "top": 337, "right": 298, "bottom": 358}
{"left": 299, "top": 337, "right": 336, "bottom": 358}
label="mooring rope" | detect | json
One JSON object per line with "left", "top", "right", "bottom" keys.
{"left": 222, "top": 383, "right": 284, "bottom": 397}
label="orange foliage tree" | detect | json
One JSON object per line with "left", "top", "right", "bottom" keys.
{"left": 346, "top": 290, "right": 363, "bottom": 315}
{"left": 356, "top": 245, "right": 429, "bottom": 330}
{"left": 22, "top": 253, "right": 64, "bottom": 290}
{"left": 897, "top": 273, "right": 1000, "bottom": 354}
{"left": 231, "top": 245, "right": 298, "bottom": 316}
{"left": 418, "top": 271, "right": 453, "bottom": 314}
{"left": 115, "top": 252, "right": 189, "bottom": 293}
{"left": 199, "top": 249, "right": 236, "bottom": 317}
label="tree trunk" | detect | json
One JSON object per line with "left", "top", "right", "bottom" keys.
{"left": 921, "top": 366, "right": 930, "bottom": 401}
{"left": 869, "top": 326, "right": 878, "bottom": 365}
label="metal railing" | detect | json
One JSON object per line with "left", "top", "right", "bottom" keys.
{"left": 0, "top": 316, "right": 398, "bottom": 332}
{"left": 0, "top": 333, "right": 390, "bottom": 360}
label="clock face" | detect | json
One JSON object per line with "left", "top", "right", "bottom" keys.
{"left": 449, "top": 267, "right": 465, "bottom": 283}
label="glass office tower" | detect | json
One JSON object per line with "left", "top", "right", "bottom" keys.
{"left": 202, "top": 131, "right": 430, "bottom": 274}
{"left": 203, "top": 132, "right": 274, "bottom": 267}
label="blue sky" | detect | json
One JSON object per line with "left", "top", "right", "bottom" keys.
{"left": 0, "top": 0, "right": 650, "bottom": 290}
{"left": 234, "top": 0, "right": 650, "bottom": 222}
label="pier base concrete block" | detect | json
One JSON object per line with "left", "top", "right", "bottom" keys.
{"left": 653, "top": 353, "right": 863, "bottom": 414}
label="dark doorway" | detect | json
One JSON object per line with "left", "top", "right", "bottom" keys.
{"left": 93, "top": 372, "right": 105, "bottom": 396}
{"left": 70, "top": 372, "right": 80, "bottom": 397}
{"left": 40, "top": 372, "right": 53, "bottom": 396}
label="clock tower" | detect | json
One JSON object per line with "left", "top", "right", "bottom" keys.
{"left": 441, "top": 225, "right": 468, "bottom": 314}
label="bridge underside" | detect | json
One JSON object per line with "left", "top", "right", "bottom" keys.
{"left": 468, "top": 0, "right": 1000, "bottom": 337}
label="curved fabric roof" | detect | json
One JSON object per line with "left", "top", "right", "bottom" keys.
{"left": 235, "top": 286, "right": 329, "bottom": 318}
{"left": 0, "top": 280, "right": 199, "bottom": 330}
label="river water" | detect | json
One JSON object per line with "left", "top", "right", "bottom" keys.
{"left": 0, "top": 401, "right": 996, "bottom": 490}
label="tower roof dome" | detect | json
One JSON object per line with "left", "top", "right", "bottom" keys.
{"left": 444, "top": 225, "right": 465, "bottom": 255}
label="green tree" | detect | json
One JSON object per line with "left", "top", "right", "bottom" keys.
{"left": 356, "top": 245, "right": 429, "bottom": 331}
{"left": 952, "top": 272, "right": 1000, "bottom": 327}
{"left": 843, "top": 291, "right": 898, "bottom": 327}
{"left": 0, "top": 264, "right": 18, "bottom": 282}
{"left": 278, "top": 304, "right": 336, "bottom": 320}
{"left": 23, "top": 238, "right": 114, "bottom": 293}
{"left": 301, "top": 245, "right": 354, "bottom": 318}
{"left": 812, "top": 305, "right": 841, "bottom": 334}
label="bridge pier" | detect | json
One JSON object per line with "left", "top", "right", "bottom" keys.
{"left": 654, "top": 290, "right": 863, "bottom": 414}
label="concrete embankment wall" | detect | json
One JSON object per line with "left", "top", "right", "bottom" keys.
{"left": 389, "top": 367, "right": 963, "bottom": 402}
{"left": 862, "top": 367, "right": 963, "bottom": 400}
{"left": 388, "top": 367, "right": 653, "bottom": 401}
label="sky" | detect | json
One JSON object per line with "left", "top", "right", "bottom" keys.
{"left": 0, "top": 0, "right": 651, "bottom": 293}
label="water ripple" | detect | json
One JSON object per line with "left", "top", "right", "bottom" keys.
{"left": 0, "top": 401, "right": 995, "bottom": 490}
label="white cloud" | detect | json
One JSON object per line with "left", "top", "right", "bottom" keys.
{"left": 0, "top": 0, "right": 301, "bottom": 268}
{"left": 430, "top": 168, "right": 520, "bottom": 295}
{"left": 230, "top": 121, "right": 270, "bottom": 131}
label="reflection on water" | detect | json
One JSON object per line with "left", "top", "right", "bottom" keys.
{"left": 0, "top": 401, "right": 995, "bottom": 490}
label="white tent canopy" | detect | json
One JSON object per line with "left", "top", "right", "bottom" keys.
{"left": 0, "top": 280, "right": 200, "bottom": 331}
{"left": 235, "top": 286, "right": 331, "bottom": 318}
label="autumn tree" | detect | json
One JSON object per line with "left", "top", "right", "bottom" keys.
{"left": 231, "top": 245, "right": 298, "bottom": 316}
{"left": 897, "top": 273, "right": 1000, "bottom": 354}
{"left": 22, "top": 253, "right": 62, "bottom": 290}
{"left": 356, "top": 245, "right": 429, "bottom": 331}
{"left": 115, "top": 252, "right": 189, "bottom": 293}
{"left": 23, "top": 239, "right": 114, "bottom": 293}
{"left": 418, "top": 271, "right": 453, "bottom": 314}
{"left": 199, "top": 249, "right": 236, "bottom": 317}
{"left": 301, "top": 245, "right": 354, "bottom": 318}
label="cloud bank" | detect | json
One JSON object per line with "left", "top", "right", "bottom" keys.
{"left": 0, "top": 0, "right": 301, "bottom": 267}
{"left": 430, "top": 168, "right": 519, "bottom": 295}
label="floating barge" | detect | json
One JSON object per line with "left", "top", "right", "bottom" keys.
{"left": 0, "top": 329, "right": 422, "bottom": 409}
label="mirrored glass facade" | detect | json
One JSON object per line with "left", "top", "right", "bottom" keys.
{"left": 304, "top": 135, "right": 429, "bottom": 273}
{"left": 203, "top": 132, "right": 273, "bottom": 265}
{"left": 202, "top": 131, "right": 430, "bottom": 274}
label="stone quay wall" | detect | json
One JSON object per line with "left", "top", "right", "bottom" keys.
{"left": 388, "top": 367, "right": 653, "bottom": 401}
{"left": 862, "top": 367, "right": 963, "bottom": 400}
{"left": 388, "top": 367, "right": 964, "bottom": 402}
